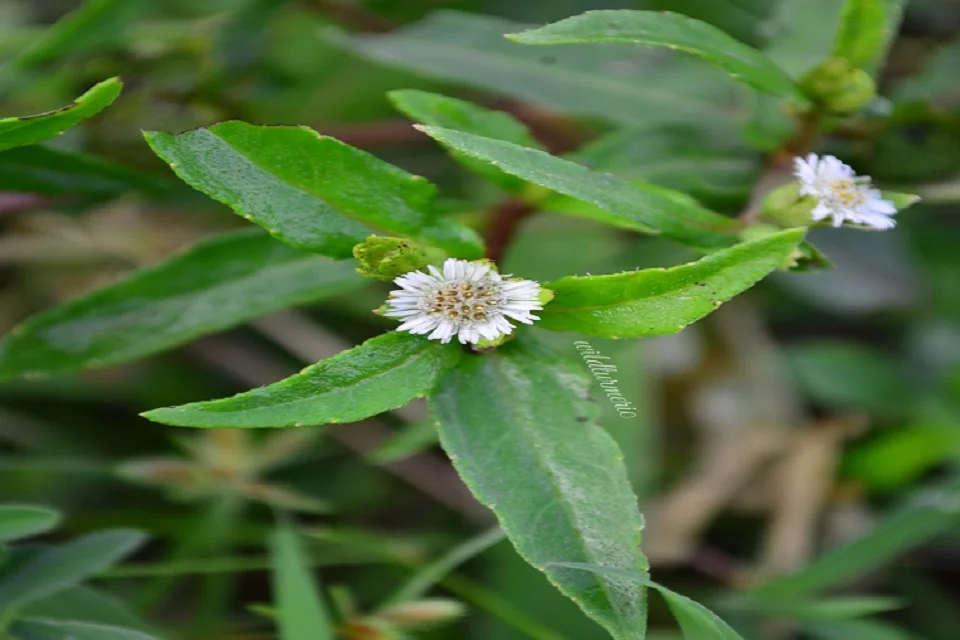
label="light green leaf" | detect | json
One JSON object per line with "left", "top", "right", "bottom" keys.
{"left": 365, "top": 420, "right": 440, "bottom": 465}
{"left": 270, "top": 522, "right": 335, "bottom": 640}
{"left": 507, "top": 11, "right": 804, "bottom": 101}
{"left": 803, "top": 618, "right": 920, "bottom": 640}
{"left": 0, "top": 529, "right": 147, "bottom": 610}
{"left": 339, "top": 10, "right": 744, "bottom": 128}
{"left": 9, "top": 620, "right": 157, "bottom": 640}
{"left": 753, "top": 475, "right": 960, "bottom": 597}
{"left": 834, "top": 0, "right": 888, "bottom": 68}
{"left": 0, "top": 78, "right": 122, "bottom": 152}
{"left": 548, "top": 563, "right": 744, "bottom": 640}
{"left": 143, "top": 332, "right": 461, "bottom": 428}
{"left": 0, "top": 505, "right": 60, "bottom": 543}
{"left": 416, "top": 126, "right": 740, "bottom": 248}
{"left": 144, "top": 121, "right": 482, "bottom": 259}
{"left": 0, "top": 146, "right": 166, "bottom": 199}
{"left": 731, "top": 595, "right": 904, "bottom": 621}
{"left": 388, "top": 89, "right": 541, "bottom": 192}
{"left": 431, "top": 339, "right": 648, "bottom": 640}
{"left": 538, "top": 228, "right": 805, "bottom": 338}
{"left": 882, "top": 191, "right": 921, "bottom": 211}
{"left": 0, "top": 229, "right": 365, "bottom": 378}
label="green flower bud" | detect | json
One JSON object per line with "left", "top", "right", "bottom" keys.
{"left": 353, "top": 236, "right": 446, "bottom": 281}
{"left": 760, "top": 182, "right": 819, "bottom": 227}
{"left": 800, "top": 58, "right": 877, "bottom": 114}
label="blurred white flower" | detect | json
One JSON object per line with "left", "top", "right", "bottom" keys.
{"left": 794, "top": 153, "right": 897, "bottom": 229}
{"left": 384, "top": 258, "right": 542, "bottom": 345}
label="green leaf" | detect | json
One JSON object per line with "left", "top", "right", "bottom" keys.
{"left": 144, "top": 121, "right": 482, "bottom": 259}
{"left": 3, "top": 0, "right": 145, "bottom": 71}
{"left": 143, "top": 332, "right": 462, "bottom": 428}
{"left": 365, "top": 420, "right": 440, "bottom": 465}
{"left": 270, "top": 522, "right": 335, "bottom": 640}
{"left": 19, "top": 585, "right": 157, "bottom": 633}
{"left": 0, "top": 505, "right": 60, "bottom": 543}
{"left": 882, "top": 191, "right": 921, "bottom": 211}
{"left": 538, "top": 228, "right": 805, "bottom": 338}
{"left": 430, "top": 339, "right": 648, "bottom": 640}
{"left": 388, "top": 89, "right": 541, "bottom": 192}
{"left": 0, "top": 145, "right": 166, "bottom": 199}
{"left": 0, "top": 78, "right": 122, "bottom": 153}
{"left": 9, "top": 620, "right": 157, "bottom": 640}
{"left": 548, "top": 563, "right": 744, "bottom": 640}
{"left": 833, "top": 0, "right": 888, "bottom": 68}
{"left": 339, "top": 10, "right": 744, "bottom": 128}
{"left": 0, "top": 229, "right": 365, "bottom": 378}
{"left": 803, "top": 618, "right": 919, "bottom": 640}
{"left": 753, "top": 475, "right": 960, "bottom": 598}
{"left": 731, "top": 595, "right": 904, "bottom": 621}
{"left": 0, "top": 529, "right": 146, "bottom": 610}
{"left": 416, "top": 126, "right": 740, "bottom": 248}
{"left": 506, "top": 11, "right": 804, "bottom": 102}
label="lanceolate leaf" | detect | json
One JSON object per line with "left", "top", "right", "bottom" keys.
{"left": 550, "top": 563, "right": 745, "bottom": 640}
{"left": 834, "top": 0, "right": 888, "bottom": 69}
{"left": 431, "top": 339, "right": 648, "bottom": 640}
{"left": 416, "top": 126, "right": 740, "bottom": 248}
{"left": 507, "top": 11, "right": 805, "bottom": 102}
{"left": 10, "top": 620, "right": 158, "bottom": 640}
{"left": 270, "top": 522, "right": 335, "bottom": 640}
{"left": 143, "top": 332, "right": 462, "bottom": 428}
{"left": 389, "top": 89, "right": 542, "bottom": 192}
{"left": 0, "top": 229, "right": 365, "bottom": 378}
{"left": 538, "top": 228, "right": 804, "bottom": 337}
{"left": 0, "top": 505, "right": 61, "bottom": 543}
{"left": 0, "top": 78, "right": 122, "bottom": 152}
{"left": 339, "top": 10, "right": 743, "bottom": 128}
{"left": 0, "top": 530, "right": 147, "bottom": 610}
{"left": 144, "top": 121, "right": 482, "bottom": 259}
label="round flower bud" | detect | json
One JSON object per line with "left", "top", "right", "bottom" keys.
{"left": 353, "top": 236, "right": 447, "bottom": 281}
{"left": 800, "top": 58, "right": 877, "bottom": 114}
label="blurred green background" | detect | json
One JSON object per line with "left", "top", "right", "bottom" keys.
{"left": 2, "top": 0, "right": 960, "bottom": 639}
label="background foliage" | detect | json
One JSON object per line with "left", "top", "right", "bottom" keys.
{"left": 1, "top": 0, "right": 960, "bottom": 639}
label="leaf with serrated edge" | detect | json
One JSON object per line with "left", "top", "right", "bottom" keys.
{"left": 549, "top": 563, "right": 745, "bottom": 640}
{"left": 538, "top": 228, "right": 805, "bottom": 337}
{"left": 431, "top": 339, "right": 648, "bottom": 639}
{"left": 416, "top": 126, "right": 740, "bottom": 248}
{"left": 507, "top": 11, "right": 804, "bottom": 102}
{"left": 389, "top": 89, "right": 541, "bottom": 192}
{"left": 0, "top": 78, "right": 122, "bottom": 152}
{"left": 143, "top": 332, "right": 462, "bottom": 428}
{"left": 0, "top": 229, "right": 365, "bottom": 378}
{"left": 144, "top": 121, "right": 482, "bottom": 259}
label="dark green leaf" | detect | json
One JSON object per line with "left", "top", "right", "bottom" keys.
{"left": 144, "top": 121, "right": 482, "bottom": 259}
{"left": 270, "top": 522, "right": 335, "bottom": 640}
{"left": 0, "top": 505, "right": 60, "bottom": 543}
{"left": 803, "top": 618, "right": 919, "bottom": 640}
{"left": 0, "top": 78, "right": 122, "bottom": 153}
{"left": 548, "top": 563, "right": 744, "bottom": 640}
{"left": 538, "top": 229, "right": 805, "bottom": 337}
{"left": 834, "top": 0, "right": 888, "bottom": 68}
{"left": 416, "top": 126, "right": 740, "bottom": 248}
{"left": 143, "top": 332, "right": 462, "bottom": 428}
{"left": 0, "top": 229, "right": 365, "bottom": 378}
{"left": 389, "top": 89, "right": 541, "bottom": 192}
{"left": 339, "top": 10, "right": 744, "bottom": 128}
{"left": 0, "top": 145, "right": 165, "bottom": 198}
{"left": 753, "top": 476, "right": 960, "bottom": 597}
{"left": 20, "top": 585, "right": 157, "bottom": 633}
{"left": 9, "top": 620, "right": 157, "bottom": 640}
{"left": 0, "top": 529, "right": 146, "bottom": 610}
{"left": 431, "top": 339, "right": 648, "bottom": 639}
{"left": 507, "top": 11, "right": 804, "bottom": 101}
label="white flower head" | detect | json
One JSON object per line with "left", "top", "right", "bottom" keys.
{"left": 794, "top": 153, "right": 897, "bottom": 229}
{"left": 384, "top": 258, "right": 542, "bottom": 345}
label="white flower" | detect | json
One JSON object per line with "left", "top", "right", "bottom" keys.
{"left": 794, "top": 153, "right": 897, "bottom": 229}
{"left": 384, "top": 258, "right": 542, "bottom": 345}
